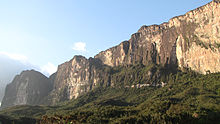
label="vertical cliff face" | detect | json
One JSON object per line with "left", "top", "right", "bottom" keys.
{"left": 95, "top": 22, "right": 179, "bottom": 68}
{"left": 95, "top": 41, "right": 130, "bottom": 67}
{"left": 174, "top": 1, "right": 220, "bottom": 74}
{"left": 1, "top": 70, "right": 53, "bottom": 108}
{"left": 95, "top": 20, "right": 180, "bottom": 68}
{"left": 95, "top": 0, "right": 220, "bottom": 74}
{"left": 50, "top": 56, "right": 110, "bottom": 103}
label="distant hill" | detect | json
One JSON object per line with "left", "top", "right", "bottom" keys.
{"left": 0, "top": 54, "right": 32, "bottom": 104}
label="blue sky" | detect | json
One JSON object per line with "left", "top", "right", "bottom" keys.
{"left": 0, "top": 0, "right": 212, "bottom": 75}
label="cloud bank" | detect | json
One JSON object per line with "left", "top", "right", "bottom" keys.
{"left": 0, "top": 52, "right": 28, "bottom": 64}
{"left": 0, "top": 51, "right": 57, "bottom": 76}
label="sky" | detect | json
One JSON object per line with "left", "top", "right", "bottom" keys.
{"left": 0, "top": 0, "right": 212, "bottom": 75}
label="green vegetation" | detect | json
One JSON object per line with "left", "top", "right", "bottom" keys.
{"left": 192, "top": 35, "right": 208, "bottom": 49}
{"left": 192, "top": 35, "right": 220, "bottom": 51}
{"left": 183, "top": 34, "right": 220, "bottom": 51}
{"left": 0, "top": 64, "right": 220, "bottom": 124}
{"left": 215, "top": 42, "right": 220, "bottom": 49}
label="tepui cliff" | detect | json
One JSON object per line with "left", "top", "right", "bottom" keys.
{"left": 1, "top": 0, "right": 220, "bottom": 108}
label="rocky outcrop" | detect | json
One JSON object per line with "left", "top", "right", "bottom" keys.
{"left": 1, "top": 70, "right": 53, "bottom": 108}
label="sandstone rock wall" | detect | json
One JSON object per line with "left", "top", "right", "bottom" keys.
{"left": 95, "top": 0, "right": 220, "bottom": 74}
{"left": 50, "top": 56, "right": 110, "bottom": 103}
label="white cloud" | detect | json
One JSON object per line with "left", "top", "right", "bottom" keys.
{"left": 0, "top": 52, "right": 57, "bottom": 76}
{"left": 72, "top": 42, "right": 87, "bottom": 52}
{"left": 41, "top": 62, "right": 57, "bottom": 76}
{"left": 0, "top": 51, "right": 28, "bottom": 63}
{"left": 0, "top": 51, "right": 57, "bottom": 78}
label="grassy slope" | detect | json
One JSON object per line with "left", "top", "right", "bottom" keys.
{"left": 0, "top": 64, "right": 220, "bottom": 124}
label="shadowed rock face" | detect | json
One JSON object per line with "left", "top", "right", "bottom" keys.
{"left": 0, "top": 54, "right": 34, "bottom": 104}
{"left": 1, "top": 70, "right": 53, "bottom": 109}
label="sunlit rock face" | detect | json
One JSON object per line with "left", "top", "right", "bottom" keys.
{"left": 1, "top": 70, "right": 53, "bottom": 109}
{"left": 174, "top": 1, "right": 220, "bottom": 74}
{"left": 50, "top": 56, "right": 110, "bottom": 104}
{"left": 95, "top": 41, "right": 130, "bottom": 67}
{"left": 95, "top": 0, "right": 220, "bottom": 74}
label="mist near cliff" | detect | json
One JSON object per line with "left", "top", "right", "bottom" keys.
{"left": 0, "top": 54, "right": 33, "bottom": 104}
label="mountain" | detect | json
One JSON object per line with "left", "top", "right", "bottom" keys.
{"left": 2, "top": 0, "right": 220, "bottom": 108}
{"left": 1, "top": 70, "right": 53, "bottom": 108}
{"left": 0, "top": 1, "right": 220, "bottom": 123}
{"left": 49, "top": 0, "right": 220, "bottom": 104}
{"left": 0, "top": 54, "right": 33, "bottom": 105}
